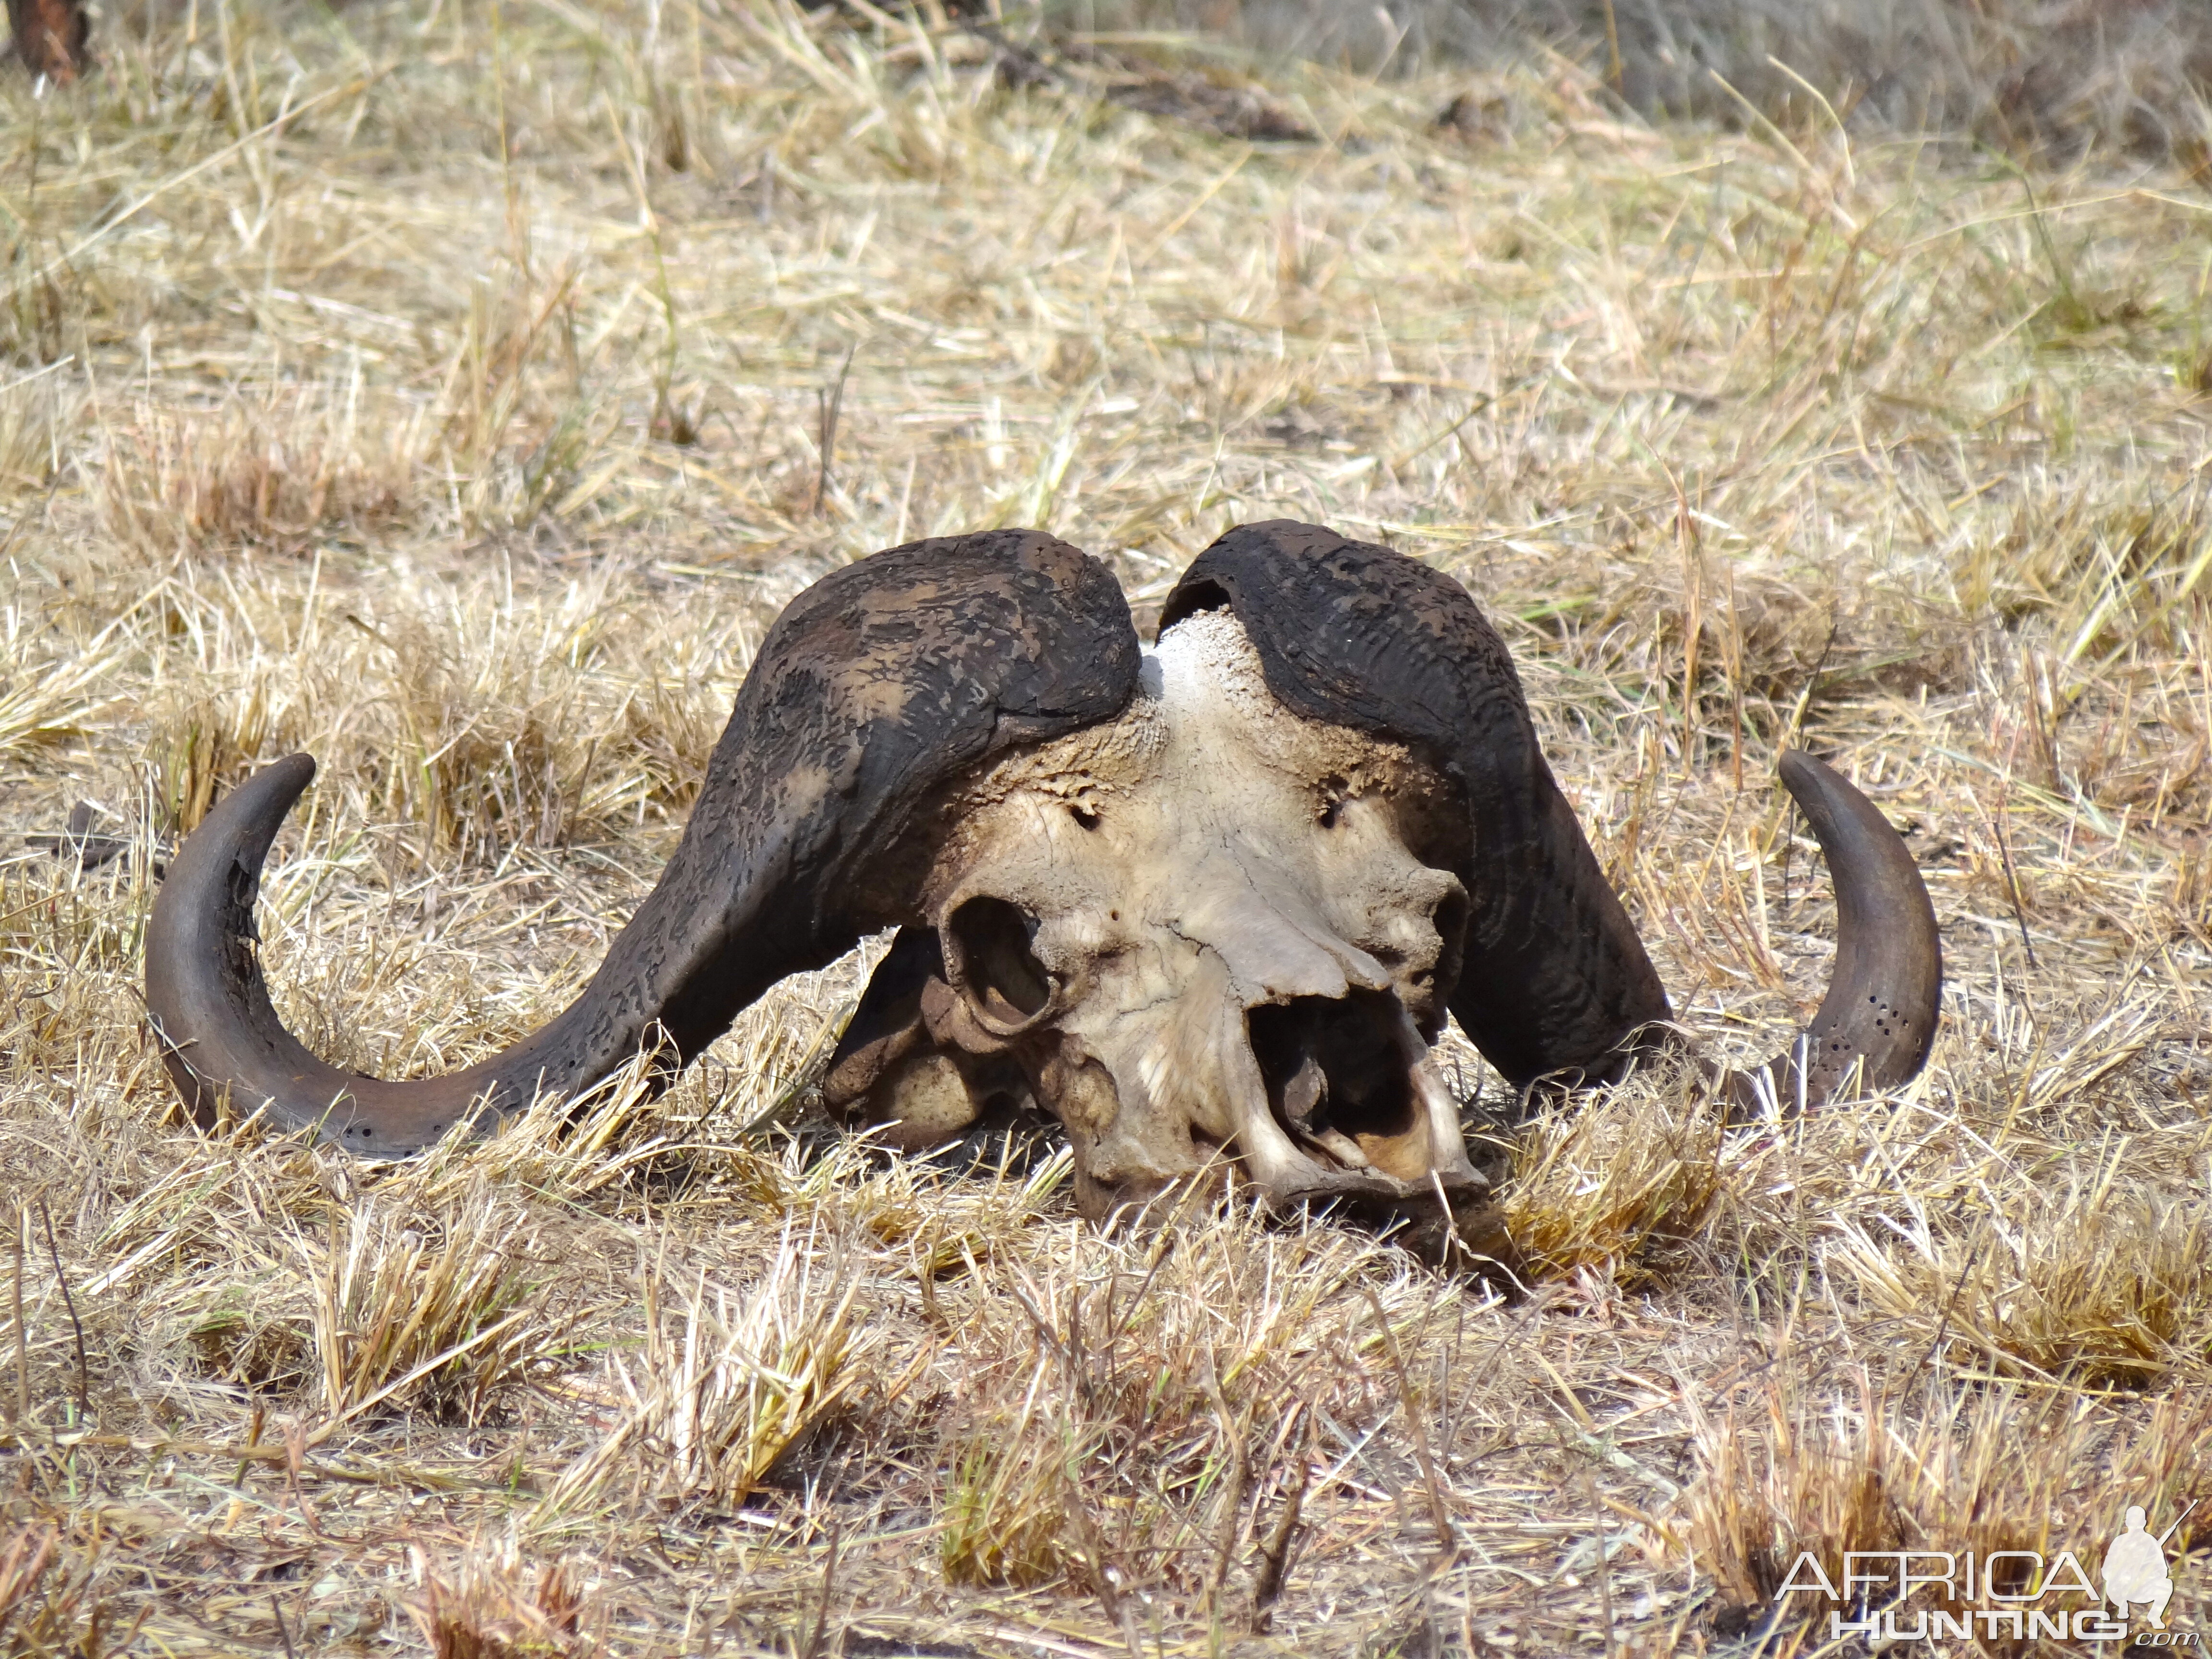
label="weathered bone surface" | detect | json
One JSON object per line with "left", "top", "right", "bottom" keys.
{"left": 142, "top": 519, "right": 1943, "bottom": 1236}
{"left": 825, "top": 610, "right": 1482, "bottom": 1218}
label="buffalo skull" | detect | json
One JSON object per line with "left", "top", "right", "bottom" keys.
{"left": 145, "top": 523, "right": 1941, "bottom": 1230}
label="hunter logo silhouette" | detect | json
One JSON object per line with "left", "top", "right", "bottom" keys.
{"left": 2105, "top": 1502, "right": 2195, "bottom": 1630}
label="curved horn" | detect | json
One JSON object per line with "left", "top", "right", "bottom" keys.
{"left": 1159, "top": 520, "right": 1941, "bottom": 1107}
{"left": 145, "top": 531, "right": 1141, "bottom": 1152}
{"left": 1721, "top": 749, "right": 1942, "bottom": 1110}
{"left": 1161, "top": 519, "right": 1670, "bottom": 1086}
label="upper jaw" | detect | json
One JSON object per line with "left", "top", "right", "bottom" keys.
{"left": 1076, "top": 1158, "right": 1491, "bottom": 1227}
{"left": 1253, "top": 1165, "right": 1492, "bottom": 1224}
{"left": 1070, "top": 1018, "right": 1488, "bottom": 1223}
{"left": 1228, "top": 1037, "right": 1498, "bottom": 1260}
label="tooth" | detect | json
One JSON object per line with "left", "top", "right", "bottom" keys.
{"left": 1308, "top": 1127, "right": 1371, "bottom": 1169}
{"left": 1281, "top": 1052, "right": 1326, "bottom": 1133}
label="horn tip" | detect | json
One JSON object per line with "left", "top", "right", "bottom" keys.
{"left": 1775, "top": 746, "right": 1828, "bottom": 792}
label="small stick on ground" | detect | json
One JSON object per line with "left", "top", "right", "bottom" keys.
{"left": 799, "top": 1517, "right": 841, "bottom": 1659}
{"left": 814, "top": 346, "right": 855, "bottom": 517}
{"left": 1906, "top": 1232, "right": 1986, "bottom": 1392}
{"left": 1362, "top": 1285, "right": 1456, "bottom": 1564}
{"left": 1248, "top": 1415, "right": 1311, "bottom": 1634}
{"left": 1201, "top": 1358, "right": 1253, "bottom": 1615}
{"left": 1581, "top": 1466, "right": 1618, "bottom": 1659}
{"left": 9, "top": 1204, "right": 25, "bottom": 1423}
{"left": 36, "top": 1200, "right": 87, "bottom": 1418}
{"left": 1994, "top": 794, "right": 2040, "bottom": 973}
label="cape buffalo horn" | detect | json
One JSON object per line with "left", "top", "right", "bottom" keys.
{"left": 144, "top": 531, "right": 1141, "bottom": 1152}
{"left": 146, "top": 517, "right": 1940, "bottom": 1178}
{"left": 1161, "top": 521, "right": 1941, "bottom": 1111}
{"left": 1720, "top": 749, "right": 1942, "bottom": 1111}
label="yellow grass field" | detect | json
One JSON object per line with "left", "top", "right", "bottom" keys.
{"left": 2, "top": 3, "right": 2208, "bottom": 1653}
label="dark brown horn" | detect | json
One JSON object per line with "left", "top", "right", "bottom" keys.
{"left": 1720, "top": 749, "right": 1942, "bottom": 1112}
{"left": 144, "top": 531, "right": 1141, "bottom": 1153}
{"left": 1161, "top": 519, "right": 1670, "bottom": 1087}
{"left": 1159, "top": 521, "right": 1941, "bottom": 1106}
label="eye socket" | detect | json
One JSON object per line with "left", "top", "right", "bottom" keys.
{"left": 1430, "top": 887, "right": 1469, "bottom": 959}
{"left": 1069, "top": 804, "right": 1101, "bottom": 831}
{"left": 944, "top": 895, "right": 1055, "bottom": 1031}
{"left": 1316, "top": 775, "right": 1351, "bottom": 828}
{"left": 1409, "top": 884, "right": 1470, "bottom": 1038}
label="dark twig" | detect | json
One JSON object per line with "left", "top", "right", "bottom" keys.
{"left": 1776, "top": 616, "right": 1840, "bottom": 920}
{"left": 799, "top": 1516, "right": 841, "bottom": 1659}
{"left": 1248, "top": 1411, "right": 1311, "bottom": 1632}
{"left": 1906, "top": 1232, "right": 1985, "bottom": 1394}
{"left": 813, "top": 346, "right": 854, "bottom": 516}
{"left": 25, "top": 801, "right": 158, "bottom": 871}
{"left": 1361, "top": 1286, "right": 1456, "bottom": 1565}
{"left": 1200, "top": 1356, "right": 1252, "bottom": 1613}
{"left": 1992, "top": 796, "right": 2039, "bottom": 973}
{"left": 1780, "top": 614, "right": 1839, "bottom": 755}
{"left": 1101, "top": 1224, "right": 1178, "bottom": 1349}
{"left": 1582, "top": 1466, "right": 1619, "bottom": 1659}
{"left": 36, "top": 1200, "right": 86, "bottom": 1417}
{"left": 9, "top": 1204, "right": 26, "bottom": 1422}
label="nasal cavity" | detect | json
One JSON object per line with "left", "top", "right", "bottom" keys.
{"left": 945, "top": 895, "right": 1053, "bottom": 1027}
{"left": 1247, "top": 991, "right": 1421, "bottom": 1172}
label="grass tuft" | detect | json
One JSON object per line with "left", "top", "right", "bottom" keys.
{"left": 545, "top": 1224, "right": 881, "bottom": 1515}
{"left": 405, "top": 1538, "right": 595, "bottom": 1659}
{"left": 1497, "top": 1063, "right": 1724, "bottom": 1284}
{"left": 306, "top": 1186, "right": 561, "bottom": 1427}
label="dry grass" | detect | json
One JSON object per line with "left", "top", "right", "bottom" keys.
{"left": 1090, "top": 0, "right": 2212, "bottom": 164}
{"left": 1, "top": 0, "right": 2208, "bottom": 1652}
